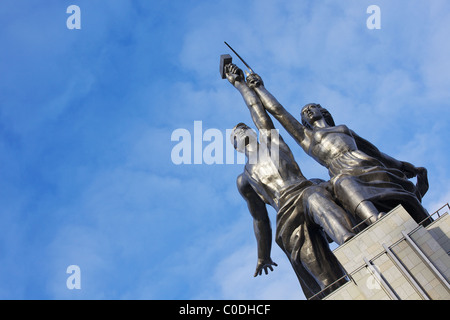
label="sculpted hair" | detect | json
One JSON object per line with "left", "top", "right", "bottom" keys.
{"left": 230, "top": 122, "right": 253, "bottom": 151}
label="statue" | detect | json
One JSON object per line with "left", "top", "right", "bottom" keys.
{"left": 223, "top": 63, "right": 355, "bottom": 299}
{"left": 245, "top": 72, "right": 430, "bottom": 226}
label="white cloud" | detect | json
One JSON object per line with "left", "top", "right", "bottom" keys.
{"left": 420, "top": 2, "right": 450, "bottom": 101}
{"left": 210, "top": 244, "right": 306, "bottom": 300}
{"left": 190, "top": 214, "right": 305, "bottom": 300}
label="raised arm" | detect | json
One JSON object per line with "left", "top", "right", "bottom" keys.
{"left": 237, "top": 173, "right": 277, "bottom": 276}
{"left": 225, "top": 64, "right": 276, "bottom": 133}
{"left": 226, "top": 64, "right": 298, "bottom": 157}
{"left": 246, "top": 73, "right": 311, "bottom": 150}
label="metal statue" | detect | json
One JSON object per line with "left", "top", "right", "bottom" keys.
{"left": 245, "top": 72, "right": 430, "bottom": 226}
{"left": 223, "top": 62, "right": 355, "bottom": 299}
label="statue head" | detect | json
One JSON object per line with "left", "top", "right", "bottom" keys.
{"left": 300, "top": 103, "right": 335, "bottom": 129}
{"left": 230, "top": 123, "right": 258, "bottom": 153}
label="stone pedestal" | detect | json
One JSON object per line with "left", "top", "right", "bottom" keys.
{"left": 324, "top": 205, "right": 450, "bottom": 300}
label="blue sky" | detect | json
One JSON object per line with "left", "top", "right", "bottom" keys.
{"left": 0, "top": 0, "right": 449, "bottom": 300}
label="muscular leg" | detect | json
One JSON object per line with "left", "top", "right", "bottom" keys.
{"left": 334, "top": 177, "right": 380, "bottom": 225}
{"left": 298, "top": 223, "right": 348, "bottom": 297}
{"left": 303, "top": 185, "right": 355, "bottom": 245}
{"left": 355, "top": 200, "right": 380, "bottom": 224}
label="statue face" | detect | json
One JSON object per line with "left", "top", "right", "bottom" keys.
{"left": 231, "top": 124, "right": 258, "bottom": 153}
{"left": 301, "top": 104, "right": 323, "bottom": 127}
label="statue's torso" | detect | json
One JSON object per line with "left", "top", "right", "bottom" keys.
{"left": 244, "top": 144, "right": 307, "bottom": 210}
{"left": 308, "top": 125, "right": 358, "bottom": 168}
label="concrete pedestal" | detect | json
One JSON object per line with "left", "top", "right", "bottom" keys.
{"left": 324, "top": 205, "right": 450, "bottom": 300}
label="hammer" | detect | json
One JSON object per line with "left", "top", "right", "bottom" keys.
{"left": 220, "top": 42, "right": 255, "bottom": 79}
{"left": 220, "top": 54, "right": 233, "bottom": 79}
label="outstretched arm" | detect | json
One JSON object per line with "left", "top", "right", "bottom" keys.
{"left": 237, "top": 174, "right": 277, "bottom": 277}
{"left": 226, "top": 64, "right": 295, "bottom": 154}
{"left": 352, "top": 130, "right": 429, "bottom": 198}
{"left": 225, "top": 64, "right": 276, "bottom": 133}
{"left": 246, "top": 73, "right": 311, "bottom": 150}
